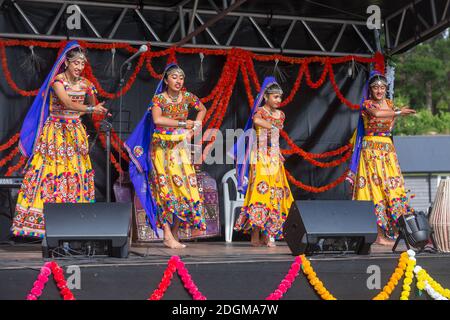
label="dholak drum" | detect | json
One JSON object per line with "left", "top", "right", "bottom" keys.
{"left": 429, "top": 179, "right": 450, "bottom": 252}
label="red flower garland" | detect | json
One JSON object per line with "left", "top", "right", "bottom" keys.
{"left": 0, "top": 132, "right": 19, "bottom": 152}
{"left": 266, "top": 256, "right": 302, "bottom": 300}
{"left": 0, "top": 39, "right": 385, "bottom": 193}
{"left": 5, "top": 155, "right": 26, "bottom": 176}
{"left": 304, "top": 61, "right": 329, "bottom": 89}
{"left": 328, "top": 63, "right": 360, "bottom": 110}
{"left": 26, "top": 261, "right": 75, "bottom": 300}
{"left": 0, "top": 146, "right": 19, "bottom": 167}
{"left": 279, "top": 64, "right": 305, "bottom": 107}
{"left": 0, "top": 44, "right": 39, "bottom": 96}
{"left": 285, "top": 168, "right": 348, "bottom": 193}
{"left": 280, "top": 130, "right": 352, "bottom": 167}
{"left": 148, "top": 256, "right": 206, "bottom": 300}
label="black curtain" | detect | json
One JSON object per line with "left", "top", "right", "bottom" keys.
{"left": 0, "top": 3, "right": 368, "bottom": 227}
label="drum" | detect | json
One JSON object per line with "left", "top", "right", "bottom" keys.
{"left": 429, "top": 179, "right": 450, "bottom": 252}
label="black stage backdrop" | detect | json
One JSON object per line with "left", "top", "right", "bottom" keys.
{"left": 0, "top": 4, "right": 369, "bottom": 230}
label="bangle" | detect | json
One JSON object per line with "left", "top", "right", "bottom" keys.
{"left": 395, "top": 110, "right": 401, "bottom": 116}
{"left": 178, "top": 121, "right": 187, "bottom": 128}
{"left": 271, "top": 124, "right": 278, "bottom": 130}
{"left": 86, "top": 105, "right": 94, "bottom": 113}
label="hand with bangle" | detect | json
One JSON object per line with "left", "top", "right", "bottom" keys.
{"left": 193, "top": 121, "right": 202, "bottom": 131}
{"left": 394, "top": 106, "right": 416, "bottom": 117}
{"left": 85, "top": 101, "right": 107, "bottom": 114}
{"left": 179, "top": 120, "right": 194, "bottom": 129}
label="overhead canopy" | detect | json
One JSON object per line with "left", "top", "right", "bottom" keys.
{"left": 0, "top": 0, "right": 448, "bottom": 56}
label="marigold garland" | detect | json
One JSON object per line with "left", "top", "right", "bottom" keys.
{"left": 0, "top": 146, "right": 19, "bottom": 167}
{"left": 301, "top": 255, "right": 337, "bottom": 300}
{"left": 5, "top": 155, "right": 26, "bottom": 176}
{"left": 372, "top": 251, "right": 409, "bottom": 300}
{"left": 415, "top": 265, "right": 450, "bottom": 300}
{"left": 26, "top": 261, "right": 75, "bottom": 300}
{"left": 285, "top": 168, "right": 348, "bottom": 193}
{"left": 148, "top": 256, "right": 206, "bottom": 300}
{"left": 280, "top": 130, "right": 352, "bottom": 167}
{"left": 302, "top": 252, "right": 413, "bottom": 300}
{"left": 0, "top": 132, "right": 19, "bottom": 152}
{"left": 0, "top": 39, "right": 386, "bottom": 192}
{"left": 266, "top": 256, "right": 302, "bottom": 300}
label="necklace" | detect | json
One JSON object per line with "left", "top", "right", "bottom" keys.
{"left": 64, "top": 72, "right": 79, "bottom": 86}
{"left": 168, "top": 92, "right": 180, "bottom": 103}
{"left": 263, "top": 106, "right": 278, "bottom": 117}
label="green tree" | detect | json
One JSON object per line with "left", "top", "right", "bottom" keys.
{"left": 394, "top": 32, "right": 450, "bottom": 114}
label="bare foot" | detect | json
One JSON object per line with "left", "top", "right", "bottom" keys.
{"left": 251, "top": 228, "right": 261, "bottom": 247}
{"left": 251, "top": 239, "right": 262, "bottom": 247}
{"left": 375, "top": 236, "right": 396, "bottom": 246}
{"left": 262, "top": 235, "right": 276, "bottom": 247}
{"left": 163, "top": 239, "right": 186, "bottom": 249}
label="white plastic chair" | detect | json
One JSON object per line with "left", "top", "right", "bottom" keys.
{"left": 221, "top": 169, "right": 245, "bottom": 242}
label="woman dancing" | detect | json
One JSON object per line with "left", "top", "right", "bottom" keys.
{"left": 125, "top": 64, "right": 207, "bottom": 249}
{"left": 233, "top": 77, "right": 294, "bottom": 247}
{"left": 347, "top": 72, "right": 416, "bottom": 246}
{"left": 12, "top": 41, "right": 108, "bottom": 238}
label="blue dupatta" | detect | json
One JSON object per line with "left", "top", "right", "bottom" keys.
{"left": 124, "top": 63, "right": 178, "bottom": 235}
{"left": 19, "top": 41, "right": 81, "bottom": 160}
{"left": 229, "top": 77, "right": 278, "bottom": 195}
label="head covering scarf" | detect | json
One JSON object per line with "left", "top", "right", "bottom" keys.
{"left": 229, "top": 76, "right": 279, "bottom": 195}
{"left": 19, "top": 41, "right": 82, "bottom": 159}
{"left": 124, "top": 63, "right": 179, "bottom": 235}
{"left": 346, "top": 70, "right": 384, "bottom": 187}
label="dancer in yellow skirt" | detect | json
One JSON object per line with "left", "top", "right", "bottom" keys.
{"left": 347, "top": 73, "right": 416, "bottom": 246}
{"left": 12, "top": 42, "right": 108, "bottom": 238}
{"left": 234, "top": 78, "right": 293, "bottom": 247}
{"left": 126, "top": 64, "right": 207, "bottom": 249}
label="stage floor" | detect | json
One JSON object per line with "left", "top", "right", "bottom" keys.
{"left": 0, "top": 240, "right": 428, "bottom": 268}
{"left": 1, "top": 241, "right": 449, "bottom": 300}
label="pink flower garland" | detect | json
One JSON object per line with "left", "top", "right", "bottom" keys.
{"left": 148, "top": 256, "right": 206, "bottom": 300}
{"left": 26, "top": 262, "right": 75, "bottom": 300}
{"left": 266, "top": 256, "right": 302, "bottom": 300}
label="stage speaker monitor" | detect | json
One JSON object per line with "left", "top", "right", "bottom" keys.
{"left": 43, "top": 202, "right": 132, "bottom": 258}
{"left": 283, "top": 200, "right": 378, "bottom": 255}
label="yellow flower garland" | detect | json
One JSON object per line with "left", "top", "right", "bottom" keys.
{"left": 400, "top": 252, "right": 416, "bottom": 300}
{"left": 301, "top": 255, "right": 337, "bottom": 300}
{"left": 301, "top": 251, "right": 450, "bottom": 300}
{"left": 416, "top": 268, "right": 450, "bottom": 299}
{"left": 301, "top": 252, "right": 411, "bottom": 300}
{"left": 372, "top": 251, "right": 409, "bottom": 300}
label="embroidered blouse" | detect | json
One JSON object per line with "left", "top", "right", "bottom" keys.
{"left": 362, "top": 99, "right": 395, "bottom": 136}
{"left": 50, "top": 76, "right": 96, "bottom": 120}
{"left": 253, "top": 107, "right": 285, "bottom": 150}
{"left": 150, "top": 91, "right": 201, "bottom": 133}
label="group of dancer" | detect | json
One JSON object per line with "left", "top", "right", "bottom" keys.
{"left": 10, "top": 41, "right": 416, "bottom": 250}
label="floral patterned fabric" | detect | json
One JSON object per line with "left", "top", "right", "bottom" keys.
{"left": 148, "top": 91, "right": 206, "bottom": 231}
{"left": 362, "top": 99, "right": 396, "bottom": 136}
{"left": 11, "top": 78, "right": 95, "bottom": 238}
{"left": 353, "top": 99, "right": 413, "bottom": 239}
{"left": 234, "top": 107, "right": 293, "bottom": 239}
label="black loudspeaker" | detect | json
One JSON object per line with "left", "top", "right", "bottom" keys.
{"left": 283, "top": 200, "right": 378, "bottom": 255}
{"left": 43, "top": 202, "right": 132, "bottom": 258}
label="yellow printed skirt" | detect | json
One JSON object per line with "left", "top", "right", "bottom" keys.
{"left": 12, "top": 117, "right": 95, "bottom": 238}
{"left": 234, "top": 148, "right": 293, "bottom": 239}
{"left": 149, "top": 131, "right": 206, "bottom": 231}
{"left": 352, "top": 136, "right": 413, "bottom": 239}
